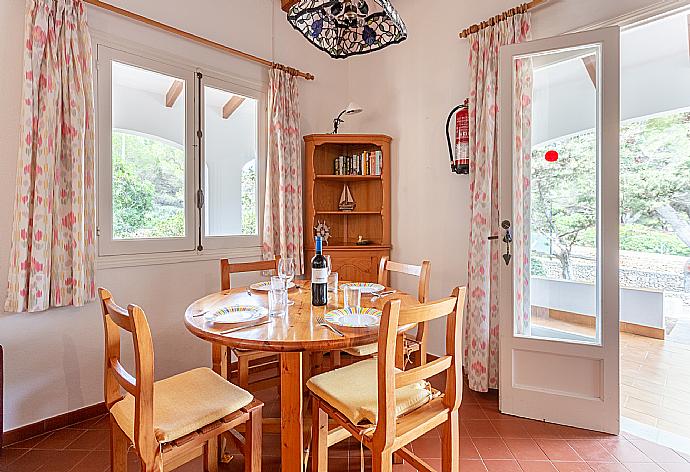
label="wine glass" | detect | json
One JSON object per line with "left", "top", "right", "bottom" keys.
{"left": 278, "top": 257, "right": 296, "bottom": 305}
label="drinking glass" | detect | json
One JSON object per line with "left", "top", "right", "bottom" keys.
{"left": 343, "top": 285, "right": 361, "bottom": 311}
{"left": 327, "top": 271, "right": 339, "bottom": 293}
{"left": 278, "top": 258, "right": 296, "bottom": 305}
{"left": 269, "top": 276, "right": 288, "bottom": 318}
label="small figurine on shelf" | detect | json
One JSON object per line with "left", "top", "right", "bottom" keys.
{"left": 314, "top": 220, "right": 331, "bottom": 245}
{"left": 338, "top": 184, "right": 356, "bottom": 211}
{"left": 356, "top": 235, "right": 371, "bottom": 246}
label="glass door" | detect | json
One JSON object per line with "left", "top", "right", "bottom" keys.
{"left": 498, "top": 27, "right": 621, "bottom": 433}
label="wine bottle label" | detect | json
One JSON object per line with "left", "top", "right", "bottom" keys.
{"left": 312, "top": 268, "right": 328, "bottom": 284}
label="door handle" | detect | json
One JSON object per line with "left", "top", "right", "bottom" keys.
{"left": 501, "top": 220, "right": 512, "bottom": 265}
{"left": 489, "top": 220, "right": 513, "bottom": 265}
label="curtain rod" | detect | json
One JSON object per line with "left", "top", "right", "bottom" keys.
{"left": 459, "top": 0, "right": 550, "bottom": 38}
{"left": 83, "top": 0, "right": 315, "bottom": 80}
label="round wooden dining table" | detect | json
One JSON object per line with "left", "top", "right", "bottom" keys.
{"left": 184, "top": 280, "right": 418, "bottom": 471}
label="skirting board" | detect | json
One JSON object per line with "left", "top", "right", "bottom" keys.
{"left": 2, "top": 357, "right": 277, "bottom": 446}
{"left": 3, "top": 402, "right": 107, "bottom": 446}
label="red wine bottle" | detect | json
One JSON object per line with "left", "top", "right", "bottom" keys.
{"left": 311, "top": 236, "right": 328, "bottom": 306}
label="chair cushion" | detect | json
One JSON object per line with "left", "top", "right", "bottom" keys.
{"left": 110, "top": 367, "right": 253, "bottom": 444}
{"left": 306, "top": 359, "right": 432, "bottom": 425}
{"left": 343, "top": 342, "right": 378, "bottom": 357}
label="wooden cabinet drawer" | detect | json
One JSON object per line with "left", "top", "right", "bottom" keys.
{"left": 304, "top": 248, "right": 389, "bottom": 283}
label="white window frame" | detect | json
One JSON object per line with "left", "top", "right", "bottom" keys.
{"left": 197, "top": 72, "right": 267, "bottom": 251}
{"left": 94, "top": 39, "right": 268, "bottom": 264}
{"left": 96, "top": 45, "right": 197, "bottom": 256}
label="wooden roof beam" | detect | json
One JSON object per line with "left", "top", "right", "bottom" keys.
{"left": 223, "top": 96, "right": 246, "bottom": 119}
{"left": 165, "top": 80, "right": 184, "bottom": 108}
{"left": 581, "top": 54, "right": 597, "bottom": 88}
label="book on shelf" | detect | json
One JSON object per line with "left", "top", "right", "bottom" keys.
{"left": 333, "top": 150, "right": 383, "bottom": 176}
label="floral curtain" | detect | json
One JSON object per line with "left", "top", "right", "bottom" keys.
{"left": 5, "top": 0, "right": 96, "bottom": 313}
{"left": 262, "top": 68, "right": 304, "bottom": 274}
{"left": 464, "top": 13, "right": 532, "bottom": 392}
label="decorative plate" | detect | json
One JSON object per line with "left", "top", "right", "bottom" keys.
{"left": 205, "top": 305, "right": 268, "bottom": 325}
{"left": 340, "top": 282, "right": 385, "bottom": 294}
{"left": 324, "top": 307, "right": 382, "bottom": 329}
{"left": 249, "top": 281, "right": 296, "bottom": 291}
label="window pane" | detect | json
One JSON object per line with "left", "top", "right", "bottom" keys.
{"left": 111, "top": 61, "right": 186, "bottom": 239}
{"left": 519, "top": 45, "right": 601, "bottom": 344}
{"left": 204, "top": 86, "right": 258, "bottom": 237}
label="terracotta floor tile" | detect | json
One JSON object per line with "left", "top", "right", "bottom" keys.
{"left": 460, "top": 459, "right": 490, "bottom": 472}
{"left": 460, "top": 437, "right": 481, "bottom": 459}
{"left": 518, "top": 460, "right": 560, "bottom": 472}
{"left": 66, "top": 428, "right": 110, "bottom": 451}
{"left": 484, "top": 459, "right": 523, "bottom": 472}
{"left": 552, "top": 462, "right": 594, "bottom": 472}
{"left": 568, "top": 440, "right": 619, "bottom": 462}
{"left": 524, "top": 421, "right": 570, "bottom": 439}
{"left": 473, "top": 438, "right": 515, "bottom": 460}
{"left": 586, "top": 462, "right": 629, "bottom": 472}
{"left": 602, "top": 440, "right": 653, "bottom": 463}
{"left": 464, "top": 420, "right": 501, "bottom": 438}
{"left": 461, "top": 403, "right": 490, "bottom": 420}
{"left": 536, "top": 439, "right": 584, "bottom": 462}
{"left": 410, "top": 437, "right": 441, "bottom": 459}
{"left": 504, "top": 438, "right": 550, "bottom": 461}
{"left": 491, "top": 420, "right": 532, "bottom": 438}
{"left": 38, "top": 450, "right": 89, "bottom": 471}
{"left": 623, "top": 463, "right": 667, "bottom": 472}
{"left": 72, "top": 450, "right": 110, "bottom": 472}
{"left": 630, "top": 440, "right": 686, "bottom": 463}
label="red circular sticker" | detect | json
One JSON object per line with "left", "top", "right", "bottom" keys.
{"left": 545, "top": 150, "right": 559, "bottom": 162}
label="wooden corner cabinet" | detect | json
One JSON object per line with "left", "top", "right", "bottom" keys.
{"left": 304, "top": 134, "right": 392, "bottom": 283}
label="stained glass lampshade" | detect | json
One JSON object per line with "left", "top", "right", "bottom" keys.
{"left": 287, "top": 0, "right": 407, "bottom": 59}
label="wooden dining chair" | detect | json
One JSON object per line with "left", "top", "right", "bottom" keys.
{"left": 308, "top": 287, "right": 465, "bottom": 472}
{"left": 338, "top": 257, "right": 431, "bottom": 368}
{"left": 219, "top": 257, "right": 281, "bottom": 391}
{"left": 98, "top": 288, "right": 262, "bottom": 472}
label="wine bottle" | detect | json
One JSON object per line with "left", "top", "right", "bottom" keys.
{"left": 311, "top": 236, "right": 328, "bottom": 306}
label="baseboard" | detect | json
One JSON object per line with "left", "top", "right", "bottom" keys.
{"left": 2, "top": 357, "right": 275, "bottom": 446}
{"left": 3, "top": 402, "right": 108, "bottom": 446}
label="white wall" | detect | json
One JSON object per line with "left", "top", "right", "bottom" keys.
{"left": 0, "top": 0, "right": 347, "bottom": 431}
{"left": 343, "top": 0, "right": 664, "bottom": 355}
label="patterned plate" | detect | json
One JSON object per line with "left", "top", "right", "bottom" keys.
{"left": 205, "top": 305, "right": 268, "bottom": 325}
{"left": 340, "top": 282, "right": 385, "bottom": 294}
{"left": 324, "top": 307, "right": 383, "bottom": 328}
{"left": 249, "top": 281, "right": 296, "bottom": 291}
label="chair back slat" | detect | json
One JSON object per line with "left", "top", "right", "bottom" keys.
{"left": 395, "top": 355, "right": 452, "bottom": 389}
{"left": 386, "top": 260, "right": 422, "bottom": 277}
{"left": 377, "top": 257, "right": 431, "bottom": 304}
{"left": 109, "top": 357, "right": 137, "bottom": 395}
{"left": 397, "top": 297, "right": 457, "bottom": 326}
{"left": 220, "top": 256, "right": 281, "bottom": 290}
{"left": 101, "top": 296, "right": 133, "bottom": 332}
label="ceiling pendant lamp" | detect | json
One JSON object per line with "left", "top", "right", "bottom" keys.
{"left": 286, "top": 0, "right": 407, "bottom": 59}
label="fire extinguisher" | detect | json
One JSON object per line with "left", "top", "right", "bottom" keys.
{"left": 445, "top": 98, "right": 470, "bottom": 174}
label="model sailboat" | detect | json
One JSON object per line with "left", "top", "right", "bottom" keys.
{"left": 338, "top": 184, "right": 356, "bottom": 211}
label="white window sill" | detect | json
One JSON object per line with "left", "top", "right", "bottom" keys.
{"left": 97, "top": 246, "right": 262, "bottom": 270}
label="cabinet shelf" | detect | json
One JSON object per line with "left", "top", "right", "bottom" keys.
{"left": 314, "top": 175, "right": 382, "bottom": 181}
{"left": 314, "top": 210, "right": 382, "bottom": 215}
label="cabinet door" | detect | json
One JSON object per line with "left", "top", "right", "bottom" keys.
{"left": 329, "top": 250, "right": 387, "bottom": 283}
